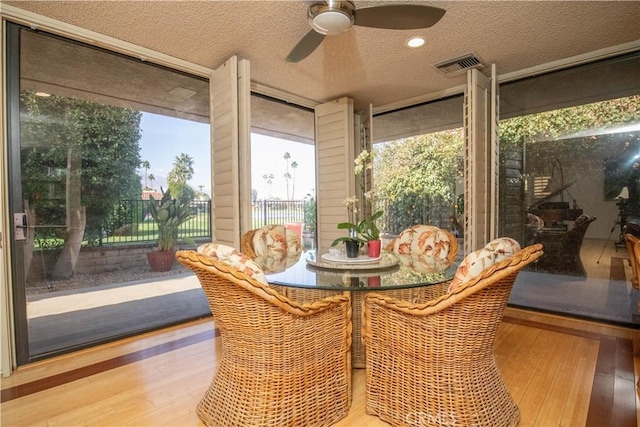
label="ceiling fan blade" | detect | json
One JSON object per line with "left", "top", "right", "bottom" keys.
{"left": 286, "top": 30, "right": 326, "bottom": 63}
{"left": 354, "top": 5, "right": 446, "bottom": 30}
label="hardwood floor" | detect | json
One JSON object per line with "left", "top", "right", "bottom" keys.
{"left": 581, "top": 237, "right": 629, "bottom": 280}
{"left": 1, "top": 308, "right": 638, "bottom": 427}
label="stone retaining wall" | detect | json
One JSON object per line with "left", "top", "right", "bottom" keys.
{"left": 27, "top": 243, "right": 172, "bottom": 285}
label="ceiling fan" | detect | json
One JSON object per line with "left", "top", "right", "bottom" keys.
{"left": 286, "top": 1, "right": 446, "bottom": 63}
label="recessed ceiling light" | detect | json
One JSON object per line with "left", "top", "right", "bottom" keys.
{"left": 406, "top": 37, "right": 425, "bottom": 48}
{"left": 35, "top": 92, "right": 51, "bottom": 97}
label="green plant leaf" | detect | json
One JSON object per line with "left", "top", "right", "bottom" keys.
{"left": 336, "top": 222, "right": 358, "bottom": 230}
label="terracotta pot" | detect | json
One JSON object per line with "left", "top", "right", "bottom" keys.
{"left": 367, "top": 275, "right": 381, "bottom": 287}
{"left": 367, "top": 239, "right": 381, "bottom": 258}
{"left": 147, "top": 250, "right": 176, "bottom": 272}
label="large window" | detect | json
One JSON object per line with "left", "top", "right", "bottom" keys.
{"left": 372, "top": 95, "right": 464, "bottom": 237}
{"left": 498, "top": 51, "right": 640, "bottom": 326}
{"left": 8, "top": 24, "right": 212, "bottom": 363}
{"left": 372, "top": 51, "right": 640, "bottom": 326}
{"left": 250, "top": 94, "right": 316, "bottom": 249}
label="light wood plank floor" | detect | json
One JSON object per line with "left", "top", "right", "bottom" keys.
{"left": 2, "top": 308, "right": 639, "bottom": 427}
{"left": 581, "top": 237, "right": 629, "bottom": 280}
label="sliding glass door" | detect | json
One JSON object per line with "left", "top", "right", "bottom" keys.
{"left": 498, "top": 51, "right": 640, "bottom": 325}
{"left": 6, "top": 23, "right": 212, "bottom": 364}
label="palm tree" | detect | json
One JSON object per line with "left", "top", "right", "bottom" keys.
{"left": 166, "top": 153, "right": 196, "bottom": 203}
{"left": 168, "top": 153, "right": 194, "bottom": 184}
{"left": 140, "top": 160, "right": 150, "bottom": 189}
{"left": 291, "top": 161, "right": 298, "bottom": 199}
{"left": 148, "top": 173, "right": 155, "bottom": 190}
{"left": 284, "top": 172, "right": 292, "bottom": 199}
{"left": 262, "top": 173, "right": 274, "bottom": 199}
{"left": 283, "top": 152, "right": 291, "bottom": 199}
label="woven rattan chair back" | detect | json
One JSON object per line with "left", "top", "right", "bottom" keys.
{"left": 624, "top": 233, "right": 640, "bottom": 289}
{"left": 176, "top": 250, "right": 352, "bottom": 427}
{"left": 362, "top": 244, "right": 543, "bottom": 427}
{"left": 240, "top": 228, "right": 259, "bottom": 258}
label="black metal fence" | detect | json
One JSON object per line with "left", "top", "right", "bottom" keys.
{"left": 251, "top": 200, "right": 306, "bottom": 228}
{"left": 249, "top": 197, "right": 455, "bottom": 236}
{"left": 249, "top": 198, "right": 455, "bottom": 235}
{"left": 98, "top": 199, "right": 212, "bottom": 246}
{"left": 88, "top": 197, "right": 454, "bottom": 246}
{"left": 375, "top": 198, "right": 455, "bottom": 236}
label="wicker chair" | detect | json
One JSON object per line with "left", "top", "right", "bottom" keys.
{"left": 176, "top": 250, "right": 352, "bottom": 427}
{"left": 533, "top": 214, "right": 595, "bottom": 276}
{"left": 362, "top": 244, "right": 544, "bottom": 427}
{"left": 624, "top": 233, "right": 640, "bottom": 289}
{"left": 240, "top": 228, "right": 261, "bottom": 258}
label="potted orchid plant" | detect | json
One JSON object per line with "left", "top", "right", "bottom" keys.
{"left": 331, "top": 196, "right": 364, "bottom": 257}
{"left": 331, "top": 149, "right": 384, "bottom": 258}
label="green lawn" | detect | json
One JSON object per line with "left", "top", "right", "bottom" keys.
{"left": 34, "top": 212, "right": 211, "bottom": 248}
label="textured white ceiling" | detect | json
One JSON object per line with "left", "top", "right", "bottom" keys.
{"left": 4, "top": 1, "right": 640, "bottom": 111}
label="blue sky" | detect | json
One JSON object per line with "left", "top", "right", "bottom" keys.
{"left": 251, "top": 134, "right": 316, "bottom": 200}
{"left": 139, "top": 112, "right": 316, "bottom": 199}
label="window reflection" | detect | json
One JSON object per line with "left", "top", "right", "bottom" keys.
{"left": 14, "top": 26, "right": 212, "bottom": 361}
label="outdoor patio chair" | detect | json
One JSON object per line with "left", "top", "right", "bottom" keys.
{"left": 176, "top": 249, "right": 352, "bottom": 427}
{"left": 362, "top": 243, "right": 543, "bottom": 427}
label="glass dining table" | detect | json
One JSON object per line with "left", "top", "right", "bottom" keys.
{"left": 259, "top": 250, "right": 459, "bottom": 368}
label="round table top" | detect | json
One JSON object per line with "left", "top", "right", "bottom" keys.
{"left": 262, "top": 250, "right": 458, "bottom": 291}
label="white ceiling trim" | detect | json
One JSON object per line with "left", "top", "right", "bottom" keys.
{"left": 372, "top": 84, "right": 466, "bottom": 115}
{"left": 251, "top": 82, "right": 320, "bottom": 110}
{"left": 498, "top": 39, "right": 640, "bottom": 85}
{"left": 1, "top": 4, "right": 212, "bottom": 78}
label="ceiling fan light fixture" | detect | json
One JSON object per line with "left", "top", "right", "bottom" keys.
{"left": 406, "top": 36, "right": 425, "bottom": 48}
{"left": 308, "top": 2, "right": 355, "bottom": 35}
{"left": 290, "top": 1, "right": 445, "bottom": 63}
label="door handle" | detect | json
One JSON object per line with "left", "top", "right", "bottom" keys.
{"left": 14, "top": 213, "right": 27, "bottom": 241}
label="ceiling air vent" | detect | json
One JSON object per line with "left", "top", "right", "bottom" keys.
{"left": 434, "top": 53, "right": 484, "bottom": 76}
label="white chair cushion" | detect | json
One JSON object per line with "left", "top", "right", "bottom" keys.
{"left": 400, "top": 253, "right": 453, "bottom": 274}
{"left": 252, "top": 225, "right": 287, "bottom": 260}
{"left": 484, "top": 237, "right": 521, "bottom": 262}
{"left": 448, "top": 247, "right": 496, "bottom": 292}
{"left": 447, "top": 237, "right": 521, "bottom": 293}
{"left": 252, "top": 224, "right": 302, "bottom": 261}
{"left": 197, "top": 242, "right": 268, "bottom": 285}
{"left": 393, "top": 225, "right": 454, "bottom": 262}
{"left": 285, "top": 227, "right": 303, "bottom": 259}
